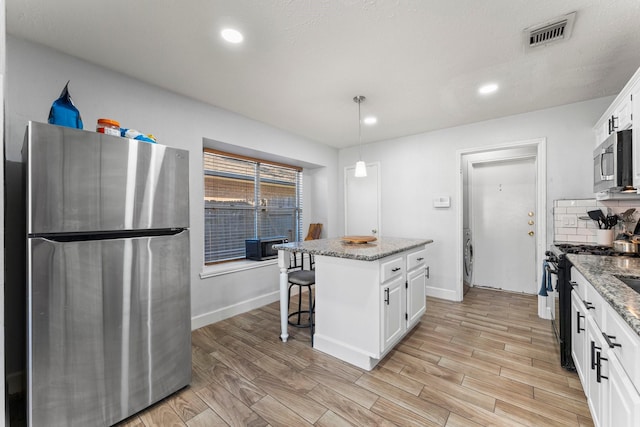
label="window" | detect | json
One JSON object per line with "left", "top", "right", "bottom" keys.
{"left": 204, "top": 149, "right": 302, "bottom": 264}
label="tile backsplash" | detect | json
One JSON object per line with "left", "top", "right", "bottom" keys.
{"left": 554, "top": 199, "right": 640, "bottom": 244}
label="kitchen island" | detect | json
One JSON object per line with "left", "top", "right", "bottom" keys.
{"left": 274, "top": 236, "right": 433, "bottom": 370}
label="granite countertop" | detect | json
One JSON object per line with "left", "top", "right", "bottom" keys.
{"left": 567, "top": 254, "right": 640, "bottom": 338}
{"left": 273, "top": 237, "right": 433, "bottom": 261}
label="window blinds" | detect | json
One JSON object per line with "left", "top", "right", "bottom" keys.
{"left": 204, "top": 150, "right": 302, "bottom": 264}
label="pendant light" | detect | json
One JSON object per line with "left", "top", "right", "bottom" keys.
{"left": 353, "top": 95, "right": 367, "bottom": 177}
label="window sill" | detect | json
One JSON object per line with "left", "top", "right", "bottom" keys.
{"left": 200, "top": 258, "right": 278, "bottom": 279}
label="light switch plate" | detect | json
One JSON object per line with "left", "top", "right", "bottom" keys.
{"left": 433, "top": 196, "right": 450, "bottom": 208}
{"left": 561, "top": 215, "right": 577, "bottom": 227}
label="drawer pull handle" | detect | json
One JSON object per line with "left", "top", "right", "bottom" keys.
{"left": 416, "top": 257, "right": 424, "bottom": 261}
{"left": 591, "top": 341, "right": 601, "bottom": 370}
{"left": 583, "top": 300, "right": 595, "bottom": 310}
{"left": 596, "top": 352, "right": 608, "bottom": 383}
{"left": 391, "top": 267, "right": 401, "bottom": 272}
{"left": 426, "top": 266, "right": 430, "bottom": 279}
{"left": 576, "top": 312, "right": 584, "bottom": 333}
{"left": 384, "top": 288, "right": 390, "bottom": 305}
{"left": 602, "top": 333, "right": 622, "bottom": 349}
{"left": 570, "top": 281, "right": 578, "bottom": 289}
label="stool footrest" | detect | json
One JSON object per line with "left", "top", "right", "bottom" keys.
{"left": 288, "top": 310, "right": 313, "bottom": 328}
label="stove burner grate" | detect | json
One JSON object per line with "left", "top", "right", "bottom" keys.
{"left": 554, "top": 243, "right": 640, "bottom": 257}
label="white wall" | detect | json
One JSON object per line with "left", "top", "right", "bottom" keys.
{"left": 4, "top": 36, "right": 338, "bottom": 338}
{"left": 339, "top": 97, "right": 613, "bottom": 299}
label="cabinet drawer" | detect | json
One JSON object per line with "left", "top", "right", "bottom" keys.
{"left": 571, "top": 267, "right": 605, "bottom": 328}
{"left": 585, "top": 283, "right": 606, "bottom": 329}
{"left": 604, "top": 306, "right": 640, "bottom": 391}
{"left": 381, "top": 257, "right": 403, "bottom": 282}
{"left": 570, "top": 267, "right": 589, "bottom": 301}
{"left": 407, "top": 248, "right": 426, "bottom": 271}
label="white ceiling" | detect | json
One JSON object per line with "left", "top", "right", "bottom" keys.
{"left": 6, "top": 0, "right": 640, "bottom": 148}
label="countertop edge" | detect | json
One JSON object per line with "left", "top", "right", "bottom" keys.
{"left": 274, "top": 238, "right": 434, "bottom": 261}
{"left": 567, "top": 254, "right": 640, "bottom": 339}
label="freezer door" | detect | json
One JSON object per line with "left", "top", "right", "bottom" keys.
{"left": 26, "top": 121, "right": 189, "bottom": 234}
{"left": 27, "top": 231, "right": 191, "bottom": 427}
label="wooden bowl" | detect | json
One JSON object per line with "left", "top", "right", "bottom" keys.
{"left": 341, "top": 235, "right": 377, "bottom": 244}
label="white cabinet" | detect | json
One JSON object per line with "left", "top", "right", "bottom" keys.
{"left": 314, "top": 244, "right": 428, "bottom": 370}
{"left": 593, "top": 65, "right": 640, "bottom": 189}
{"left": 571, "top": 290, "right": 588, "bottom": 384}
{"left": 595, "top": 66, "right": 639, "bottom": 147}
{"left": 381, "top": 274, "right": 404, "bottom": 350}
{"left": 633, "top": 85, "right": 640, "bottom": 187}
{"left": 571, "top": 267, "right": 640, "bottom": 427}
{"left": 406, "top": 249, "right": 427, "bottom": 327}
{"left": 381, "top": 247, "right": 427, "bottom": 353}
{"left": 607, "top": 355, "right": 640, "bottom": 427}
{"left": 586, "top": 316, "right": 607, "bottom": 427}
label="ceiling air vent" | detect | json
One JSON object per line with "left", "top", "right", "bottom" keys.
{"left": 524, "top": 12, "right": 576, "bottom": 51}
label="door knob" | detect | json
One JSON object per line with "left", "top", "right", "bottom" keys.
{"left": 528, "top": 231, "right": 535, "bottom": 236}
{"left": 528, "top": 220, "right": 534, "bottom": 225}
{"left": 528, "top": 212, "right": 534, "bottom": 217}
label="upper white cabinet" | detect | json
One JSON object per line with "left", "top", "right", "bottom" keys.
{"left": 595, "top": 67, "right": 640, "bottom": 147}
{"left": 633, "top": 83, "right": 640, "bottom": 187}
{"left": 593, "top": 66, "right": 640, "bottom": 189}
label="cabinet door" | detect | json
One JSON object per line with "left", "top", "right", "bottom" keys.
{"left": 381, "top": 275, "right": 404, "bottom": 352}
{"left": 586, "top": 316, "right": 607, "bottom": 427}
{"left": 596, "top": 120, "right": 610, "bottom": 146}
{"left": 607, "top": 354, "right": 640, "bottom": 427}
{"left": 633, "top": 85, "right": 640, "bottom": 187}
{"left": 614, "top": 96, "right": 633, "bottom": 131}
{"left": 571, "top": 291, "right": 588, "bottom": 385}
{"left": 407, "top": 267, "right": 426, "bottom": 327}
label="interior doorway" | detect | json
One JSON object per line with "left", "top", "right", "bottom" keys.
{"left": 470, "top": 157, "right": 537, "bottom": 293}
{"left": 457, "top": 139, "right": 546, "bottom": 301}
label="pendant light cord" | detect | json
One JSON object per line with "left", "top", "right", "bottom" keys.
{"left": 358, "top": 98, "right": 362, "bottom": 160}
{"left": 354, "top": 95, "right": 365, "bottom": 160}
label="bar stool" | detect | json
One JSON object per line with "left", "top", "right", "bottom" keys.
{"left": 287, "top": 252, "right": 315, "bottom": 345}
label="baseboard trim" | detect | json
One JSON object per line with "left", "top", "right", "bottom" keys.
{"left": 191, "top": 290, "right": 281, "bottom": 330}
{"left": 426, "top": 286, "right": 458, "bottom": 301}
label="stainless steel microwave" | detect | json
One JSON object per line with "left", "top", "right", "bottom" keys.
{"left": 593, "top": 129, "right": 633, "bottom": 193}
{"left": 245, "top": 236, "right": 288, "bottom": 260}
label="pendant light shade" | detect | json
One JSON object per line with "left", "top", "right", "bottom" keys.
{"left": 354, "top": 160, "right": 367, "bottom": 177}
{"left": 353, "top": 95, "right": 367, "bottom": 178}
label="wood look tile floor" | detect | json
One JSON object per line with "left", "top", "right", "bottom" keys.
{"left": 116, "top": 287, "right": 594, "bottom": 426}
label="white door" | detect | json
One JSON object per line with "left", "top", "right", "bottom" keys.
{"left": 345, "top": 163, "right": 380, "bottom": 236}
{"left": 471, "top": 157, "right": 537, "bottom": 293}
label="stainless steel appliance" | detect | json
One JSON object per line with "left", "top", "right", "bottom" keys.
{"left": 593, "top": 129, "right": 633, "bottom": 193}
{"left": 24, "top": 122, "right": 191, "bottom": 426}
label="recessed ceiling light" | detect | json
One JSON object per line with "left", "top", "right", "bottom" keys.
{"left": 221, "top": 28, "right": 243, "bottom": 44}
{"left": 478, "top": 83, "right": 499, "bottom": 95}
{"left": 364, "top": 116, "right": 377, "bottom": 125}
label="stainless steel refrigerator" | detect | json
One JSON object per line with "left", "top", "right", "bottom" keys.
{"left": 24, "top": 121, "right": 191, "bottom": 426}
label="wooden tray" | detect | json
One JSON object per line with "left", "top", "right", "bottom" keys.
{"left": 341, "top": 235, "right": 377, "bottom": 244}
